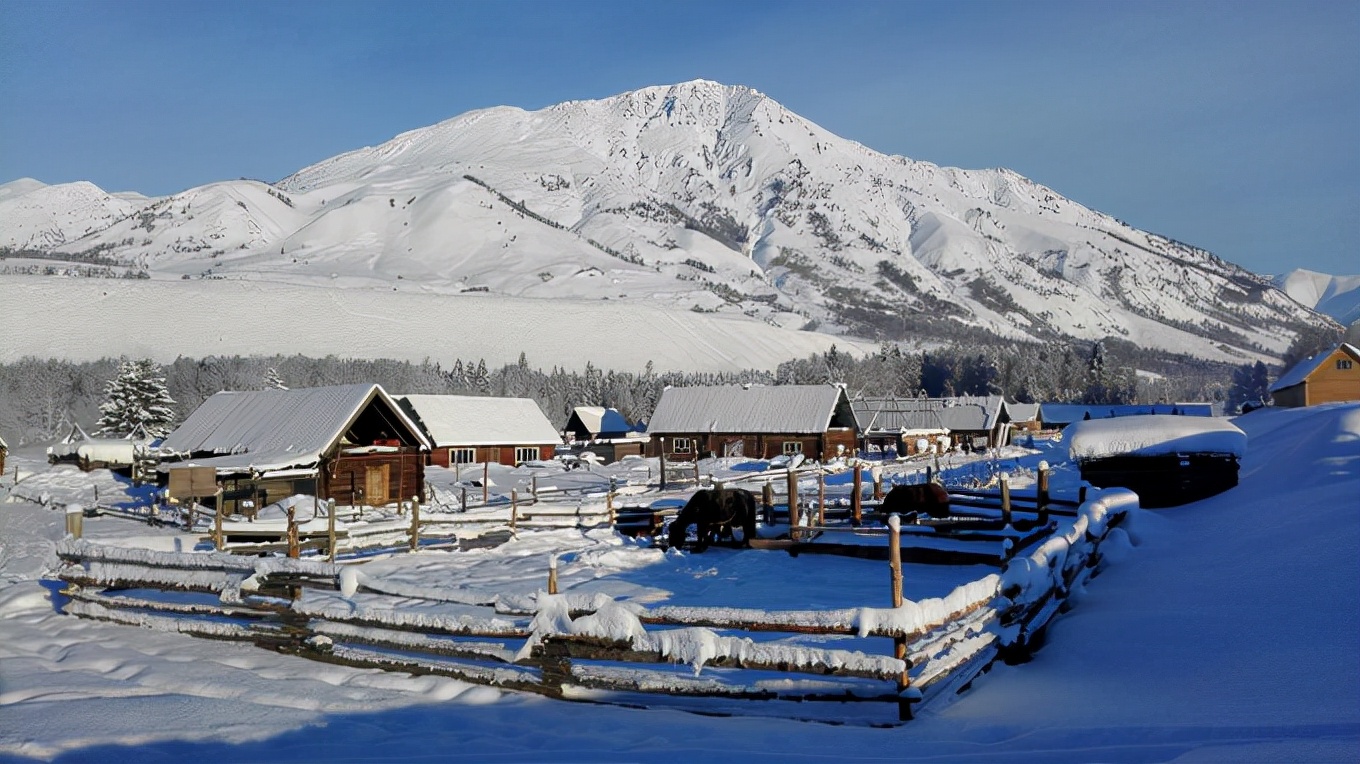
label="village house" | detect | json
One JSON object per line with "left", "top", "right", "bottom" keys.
{"left": 156, "top": 383, "right": 430, "bottom": 514}
{"left": 1038, "top": 402, "right": 1215, "bottom": 429}
{"left": 647, "top": 384, "right": 858, "bottom": 461}
{"left": 1269, "top": 342, "right": 1360, "bottom": 408}
{"left": 397, "top": 394, "right": 561, "bottom": 467}
{"left": 562, "top": 406, "right": 646, "bottom": 463}
{"left": 849, "top": 396, "right": 950, "bottom": 457}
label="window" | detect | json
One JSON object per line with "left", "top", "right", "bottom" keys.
{"left": 1338, "top": 359, "right": 1354, "bottom": 370}
{"left": 671, "top": 437, "right": 693, "bottom": 454}
{"left": 782, "top": 441, "right": 804, "bottom": 455}
{"left": 514, "top": 447, "right": 538, "bottom": 465}
{"left": 450, "top": 447, "right": 476, "bottom": 464}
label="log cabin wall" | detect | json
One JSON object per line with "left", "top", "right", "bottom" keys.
{"left": 326, "top": 449, "right": 424, "bottom": 507}
{"left": 652, "top": 429, "right": 858, "bottom": 461}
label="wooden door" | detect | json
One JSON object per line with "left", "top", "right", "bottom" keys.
{"left": 364, "top": 464, "right": 389, "bottom": 506}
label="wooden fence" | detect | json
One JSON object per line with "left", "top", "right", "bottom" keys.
{"left": 51, "top": 487, "right": 1136, "bottom": 724}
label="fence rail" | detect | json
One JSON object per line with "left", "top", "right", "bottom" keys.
{"left": 50, "top": 486, "right": 1135, "bottom": 724}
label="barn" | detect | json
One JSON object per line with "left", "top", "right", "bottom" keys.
{"left": 398, "top": 394, "right": 562, "bottom": 467}
{"left": 1269, "top": 343, "right": 1360, "bottom": 408}
{"left": 157, "top": 384, "right": 430, "bottom": 513}
{"left": 647, "top": 384, "right": 858, "bottom": 461}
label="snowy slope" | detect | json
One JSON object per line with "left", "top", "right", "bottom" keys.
{"left": 0, "top": 275, "right": 865, "bottom": 373}
{"left": 0, "top": 178, "right": 148, "bottom": 251}
{"left": 1273, "top": 268, "right": 1360, "bottom": 326}
{"left": 3, "top": 80, "right": 1335, "bottom": 361}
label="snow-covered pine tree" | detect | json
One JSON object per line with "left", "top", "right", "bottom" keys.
{"left": 96, "top": 359, "right": 177, "bottom": 437}
{"left": 263, "top": 367, "right": 288, "bottom": 390}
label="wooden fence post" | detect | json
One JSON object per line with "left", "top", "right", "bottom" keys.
{"left": 510, "top": 489, "right": 519, "bottom": 534}
{"left": 461, "top": 485, "right": 468, "bottom": 513}
{"left": 786, "top": 469, "right": 799, "bottom": 540}
{"left": 409, "top": 495, "right": 421, "bottom": 552}
{"left": 483, "top": 462, "right": 489, "bottom": 504}
{"left": 287, "top": 503, "right": 299, "bottom": 559}
{"left": 925, "top": 465, "right": 933, "bottom": 485}
{"left": 762, "top": 482, "right": 774, "bottom": 525}
{"left": 873, "top": 466, "right": 884, "bottom": 501}
{"left": 608, "top": 477, "right": 618, "bottom": 527}
{"left": 851, "top": 463, "right": 863, "bottom": 527}
{"left": 693, "top": 461, "right": 701, "bottom": 486}
{"left": 214, "top": 487, "right": 224, "bottom": 551}
{"left": 659, "top": 438, "right": 668, "bottom": 490}
{"left": 547, "top": 555, "right": 558, "bottom": 595}
{"left": 887, "top": 513, "right": 912, "bottom": 720}
{"left": 1037, "top": 461, "right": 1050, "bottom": 525}
{"left": 817, "top": 471, "right": 826, "bottom": 527}
{"left": 327, "top": 498, "right": 337, "bottom": 563}
{"left": 531, "top": 475, "right": 538, "bottom": 500}
{"left": 999, "top": 472, "right": 1012, "bottom": 529}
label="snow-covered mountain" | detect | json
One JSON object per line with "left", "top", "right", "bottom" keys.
{"left": 1272, "top": 268, "right": 1360, "bottom": 327}
{"left": 0, "top": 178, "right": 148, "bottom": 251}
{"left": 1, "top": 80, "right": 1335, "bottom": 363}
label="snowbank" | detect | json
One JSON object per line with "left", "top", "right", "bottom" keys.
{"left": 1066, "top": 415, "right": 1246, "bottom": 460}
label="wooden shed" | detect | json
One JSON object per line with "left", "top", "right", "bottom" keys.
{"left": 1269, "top": 343, "right": 1360, "bottom": 408}
{"left": 156, "top": 383, "right": 430, "bottom": 514}
{"left": 1066, "top": 415, "right": 1245, "bottom": 508}
{"left": 849, "top": 395, "right": 950, "bottom": 457}
{"left": 647, "top": 384, "right": 858, "bottom": 461}
{"left": 398, "top": 394, "right": 562, "bottom": 467}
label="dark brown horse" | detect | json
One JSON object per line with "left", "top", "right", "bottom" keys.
{"left": 881, "top": 482, "right": 951, "bottom": 519}
{"left": 667, "top": 488, "right": 758, "bottom": 551}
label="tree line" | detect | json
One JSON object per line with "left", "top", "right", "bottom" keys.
{"left": 1, "top": 328, "right": 1342, "bottom": 446}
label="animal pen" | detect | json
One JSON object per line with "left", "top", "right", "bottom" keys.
{"left": 50, "top": 469, "right": 1137, "bottom": 724}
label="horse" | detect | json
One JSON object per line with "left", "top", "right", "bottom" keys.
{"left": 667, "top": 487, "right": 758, "bottom": 552}
{"left": 880, "top": 482, "right": 952, "bottom": 519}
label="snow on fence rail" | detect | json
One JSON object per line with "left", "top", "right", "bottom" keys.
{"left": 49, "top": 488, "right": 1135, "bottom": 724}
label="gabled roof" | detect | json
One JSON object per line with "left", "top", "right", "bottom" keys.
{"left": 568, "top": 406, "right": 633, "bottom": 437}
{"left": 1269, "top": 343, "right": 1360, "bottom": 393}
{"left": 647, "top": 384, "right": 854, "bottom": 434}
{"left": 159, "top": 384, "right": 429, "bottom": 473}
{"left": 849, "top": 396, "right": 946, "bottom": 433}
{"left": 1005, "top": 402, "right": 1040, "bottom": 423}
{"left": 400, "top": 395, "right": 562, "bottom": 447}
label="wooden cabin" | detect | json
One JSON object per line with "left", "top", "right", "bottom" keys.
{"left": 1269, "top": 343, "right": 1360, "bottom": 408}
{"left": 849, "top": 396, "right": 950, "bottom": 457}
{"left": 157, "top": 384, "right": 430, "bottom": 513}
{"left": 563, "top": 406, "right": 645, "bottom": 463}
{"left": 647, "top": 384, "right": 858, "bottom": 461}
{"left": 397, "top": 394, "right": 562, "bottom": 467}
{"left": 1066, "top": 415, "right": 1245, "bottom": 508}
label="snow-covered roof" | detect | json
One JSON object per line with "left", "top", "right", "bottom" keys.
{"left": 1269, "top": 343, "right": 1360, "bottom": 393}
{"left": 647, "top": 384, "right": 854, "bottom": 434}
{"left": 1005, "top": 402, "right": 1040, "bottom": 422}
{"left": 0, "top": 433, "right": 7, "bottom": 449}
{"left": 568, "top": 406, "right": 633, "bottom": 437}
{"left": 399, "top": 395, "right": 562, "bottom": 447}
{"left": 1040, "top": 403, "right": 1214, "bottom": 426}
{"left": 850, "top": 397, "right": 945, "bottom": 433}
{"left": 1066, "top": 415, "right": 1246, "bottom": 461}
{"left": 159, "top": 384, "right": 430, "bottom": 473}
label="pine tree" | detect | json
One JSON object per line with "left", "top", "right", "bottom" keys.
{"left": 96, "top": 359, "right": 177, "bottom": 437}
{"left": 263, "top": 367, "right": 288, "bottom": 390}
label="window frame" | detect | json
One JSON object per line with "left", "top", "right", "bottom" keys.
{"left": 1337, "top": 358, "right": 1353, "bottom": 370}
{"left": 671, "top": 437, "right": 693, "bottom": 454}
{"left": 514, "top": 446, "right": 539, "bottom": 465}
{"left": 450, "top": 447, "right": 476, "bottom": 464}
{"left": 782, "top": 440, "right": 804, "bottom": 455}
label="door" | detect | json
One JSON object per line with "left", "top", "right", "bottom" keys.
{"left": 364, "top": 464, "right": 390, "bottom": 506}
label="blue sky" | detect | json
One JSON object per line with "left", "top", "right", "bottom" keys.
{"left": 1, "top": 0, "right": 1355, "bottom": 276}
